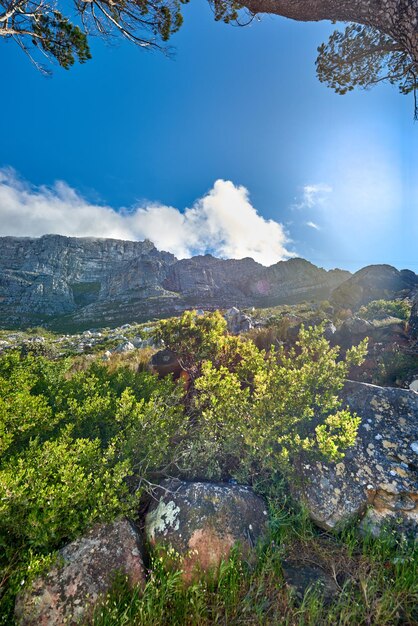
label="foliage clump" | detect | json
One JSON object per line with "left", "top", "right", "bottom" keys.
{"left": 155, "top": 311, "right": 367, "bottom": 481}
{"left": 0, "top": 351, "right": 183, "bottom": 620}
{"left": 358, "top": 299, "right": 411, "bottom": 321}
{"left": 316, "top": 24, "right": 418, "bottom": 117}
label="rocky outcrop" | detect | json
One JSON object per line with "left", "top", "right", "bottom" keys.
{"left": 333, "top": 315, "right": 408, "bottom": 351}
{"left": 296, "top": 381, "right": 418, "bottom": 536}
{"left": 0, "top": 235, "right": 350, "bottom": 330}
{"left": 145, "top": 480, "right": 268, "bottom": 583}
{"left": 409, "top": 294, "right": 418, "bottom": 340}
{"left": 332, "top": 264, "right": 418, "bottom": 310}
{"left": 224, "top": 307, "right": 254, "bottom": 334}
{"left": 15, "top": 519, "right": 145, "bottom": 626}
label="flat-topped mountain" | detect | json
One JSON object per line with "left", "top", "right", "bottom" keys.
{"left": 0, "top": 235, "right": 352, "bottom": 329}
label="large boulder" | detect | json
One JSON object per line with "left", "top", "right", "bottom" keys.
{"left": 295, "top": 381, "right": 418, "bottom": 537}
{"left": 145, "top": 480, "right": 268, "bottom": 582}
{"left": 15, "top": 519, "right": 145, "bottom": 626}
{"left": 333, "top": 316, "right": 374, "bottom": 349}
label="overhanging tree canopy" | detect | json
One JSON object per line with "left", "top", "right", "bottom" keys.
{"left": 2, "top": 0, "right": 418, "bottom": 114}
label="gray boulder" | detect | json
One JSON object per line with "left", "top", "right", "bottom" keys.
{"left": 333, "top": 316, "right": 374, "bottom": 349}
{"left": 15, "top": 519, "right": 145, "bottom": 626}
{"left": 145, "top": 480, "right": 268, "bottom": 583}
{"left": 114, "top": 341, "right": 135, "bottom": 353}
{"left": 295, "top": 381, "right": 418, "bottom": 537}
{"left": 224, "top": 307, "right": 254, "bottom": 334}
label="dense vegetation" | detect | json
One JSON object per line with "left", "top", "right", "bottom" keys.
{"left": 358, "top": 299, "right": 411, "bottom": 322}
{"left": 1, "top": 311, "right": 417, "bottom": 624}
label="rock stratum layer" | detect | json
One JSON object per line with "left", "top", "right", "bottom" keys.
{"left": 0, "top": 235, "right": 350, "bottom": 330}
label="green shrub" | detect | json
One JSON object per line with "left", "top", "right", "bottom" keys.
{"left": 0, "top": 351, "right": 186, "bottom": 621}
{"left": 359, "top": 299, "right": 411, "bottom": 321}
{"left": 154, "top": 311, "right": 367, "bottom": 482}
{"left": 0, "top": 431, "right": 132, "bottom": 553}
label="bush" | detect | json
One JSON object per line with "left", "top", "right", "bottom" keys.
{"left": 154, "top": 311, "right": 367, "bottom": 482}
{"left": 359, "top": 299, "right": 411, "bottom": 321}
{"left": 0, "top": 351, "right": 186, "bottom": 620}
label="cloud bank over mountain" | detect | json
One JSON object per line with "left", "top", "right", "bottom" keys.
{"left": 0, "top": 170, "right": 293, "bottom": 266}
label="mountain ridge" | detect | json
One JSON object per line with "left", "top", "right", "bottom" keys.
{"left": 0, "top": 234, "right": 406, "bottom": 330}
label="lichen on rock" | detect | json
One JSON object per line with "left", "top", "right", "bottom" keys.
{"left": 144, "top": 480, "right": 268, "bottom": 583}
{"left": 294, "top": 381, "right": 418, "bottom": 537}
{"left": 14, "top": 518, "right": 145, "bottom": 626}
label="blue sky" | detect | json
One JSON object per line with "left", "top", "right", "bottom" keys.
{"left": 1, "top": 2, "right": 417, "bottom": 271}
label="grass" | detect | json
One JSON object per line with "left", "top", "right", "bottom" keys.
{"left": 90, "top": 498, "right": 418, "bottom": 626}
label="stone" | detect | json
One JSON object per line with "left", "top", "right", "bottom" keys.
{"left": 323, "top": 321, "right": 337, "bottom": 341}
{"left": 150, "top": 349, "right": 183, "bottom": 379}
{"left": 409, "top": 379, "right": 418, "bottom": 393}
{"left": 114, "top": 341, "right": 135, "bottom": 353}
{"left": 333, "top": 316, "right": 374, "bottom": 349}
{"left": 145, "top": 480, "right": 268, "bottom": 582}
{"left": 409, "top": 294, "right": 418, "bottom": 339}
{"left": 294, "top": 381, "right": 418, "bottom": 537}
{"left": 282, "top": 561, "right": 339, "bottom": 605}
{"left": 15, "top": 519, "right": 145, "bottom": 626}
{"left": 224, "top": 308, "right": 254, "bottom": 334}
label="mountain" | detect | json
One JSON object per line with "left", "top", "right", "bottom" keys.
{"left": 0, "top": 235, "right": 351, "bottom": 330}
{"left": 331, "top": 264, "right": 418, "bottom": 309}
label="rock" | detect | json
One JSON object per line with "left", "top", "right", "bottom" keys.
{"left": 15, "top": 519, "right": 145, "bottom": 626}
{"left": 114, "top": 341, "right": 135, "bottom": 353}
{"left": 132, "top": 336, "right": 154, "bottom": 349}
{"left": 409, "top": 294, "right": 418, "bottom": 339}
{"left": 145, "top": 480, "right": 268, "bottom": 582}
{"left": 323, "top": 321, "right": 337, "bottom": 341}
{"left": 282, "top": 561, "right": 339, "bottom": 605}
{"left": 150, "top": 349, "right": 183, "bottom": 379}
{"left": 409, "top": 379, "right": 418, "bottom": 393}
{"left": 333, "top": 316, "right": 374, "bottom": 349}
{"left": 224, "top": 308, "right": 254, "bottom": 334}
{"left": 295, "top": 381, "right": 418, "bottom": 537}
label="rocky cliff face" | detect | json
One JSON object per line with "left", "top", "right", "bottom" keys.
{"left": 0, "top": 235, "right": 350, "bottom": 329}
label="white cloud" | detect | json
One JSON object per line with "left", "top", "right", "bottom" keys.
{"left": 293, "top": 183, "right": 332, "bottom": 210}
{"left": 306, "top": 221, "right": 321, "bottom": 230}
{"left": 0, "top": 169, "right": 293, "bottom": 266}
